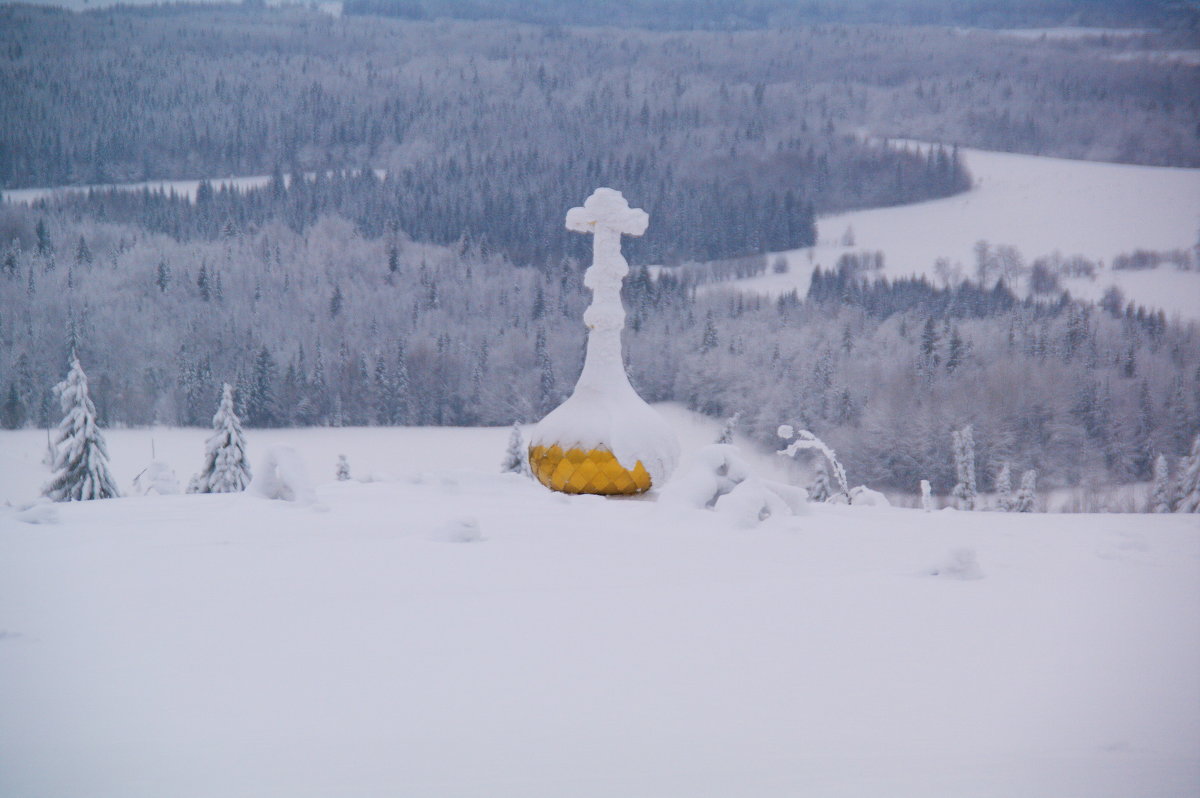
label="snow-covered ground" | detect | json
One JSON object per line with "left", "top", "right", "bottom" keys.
{"left": 730, "top": 146, "right": 1200, "bottom": 321}
{"left": 2, "top": 414, "right": 1199, "bottom": 797}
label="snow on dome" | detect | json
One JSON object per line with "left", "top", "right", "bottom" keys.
{"left": 530, "top": 188, "right": 679, "bottom": 491}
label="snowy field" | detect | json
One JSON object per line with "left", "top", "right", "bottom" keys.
{"left": 2, "top": 413, "right": 1199, "bottom": 797}
{"left": 731, "top": 146, "right": 1200, "bottom": 321}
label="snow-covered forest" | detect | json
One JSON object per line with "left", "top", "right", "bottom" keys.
{"left": 1, "top": 0, "right": 1198, "bottom": 501}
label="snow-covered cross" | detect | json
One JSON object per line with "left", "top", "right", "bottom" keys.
{"left": 566, "top": 188, "right": 648, "bottom": 346}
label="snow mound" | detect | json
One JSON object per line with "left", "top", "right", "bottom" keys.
{"left": 929, "top": 548, "right": 985, "bottom": 580}
{"left": 849, "top": 486, "right": 891, "bottom": 507}
{"left": 133, "top": 461, "right": 181, "bottom": 496}
{"left": 11, "top": 501, "right": 60, "bottom": 525}
{"left": 430, "top": 517, "right": 484, "bottom": 543}
{"left": 250, "top": 446, "right": 315, "bottom": 504}
{"left": 660, "top": 443, "right": 805, "bottom": 526}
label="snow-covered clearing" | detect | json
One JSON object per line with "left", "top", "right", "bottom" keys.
{"left": 731, "top": 146, "right": 1200, "bottom": 321}
{"left": 2, "top": 412, "right": 1199, "bottom": 797}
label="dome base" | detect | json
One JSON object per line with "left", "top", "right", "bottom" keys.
{"left": 529, "top": 444, "right": 652, "bottom": 495}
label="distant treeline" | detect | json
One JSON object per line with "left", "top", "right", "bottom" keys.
{"left": 32, "top": 145, "right": 959, "bottom": 264}
{"left": 2, "top": 209, "right": 1197, "bottom": 496}
{"left": 343, "top": 0, "right": 1186, "bottom": 30}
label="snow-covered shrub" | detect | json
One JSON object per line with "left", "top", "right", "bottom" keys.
{"left": 849, "top": 486, "right": 891, "bottom": 507}
{"left": 1013, "top": 469, "right": 1038, "bottom": 512}
{"left": 43, "top": 356, "right": 120, "bottom": 502}
{"left": 713, "top": 477, "right": 794, "bottom": 528}
{"left": 808, "top": 461, "right": 833, "bottom": 503}
{"left": 336, "top": 454, "right": 351, "bottom": 482}
{"left": 950, "top": 425, "right": 977, "bottom": 511}
{"left": 777, "top": 425, "right": 850, "bottom": 503}
{"left": 501, "top": 423, "right": 530, "bottom": 477}
{"left": 134, "top": 461, "right": 181, "bottom": 496}
{"left": 920, "top": 479, "right": 933, "bottom": 511}
{"left": 189, "top": 383, "right": 251, "bottom": 494}
{"left": 660, "top": 443, "right": 803, "bottom": 525}
{"left": 1151, "top": 454, "right": 1173, "bottom": 513}
{"left": 994, "top": 462, "right": 1013, "bottom": 511}
{"left": 1177, "top": 436, "right": 1200, "bottom": 513}
{"left": 250, "top": 445, "right": 315, "bottom": 504}
{"left": 716, "top": 412, "right": 740, "bottom": 445}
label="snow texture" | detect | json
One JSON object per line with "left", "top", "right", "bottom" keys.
{"left": 659, "top": 443, "right": 804, "bottom": 527}
{"left": 0, "top": 416, "right": 1198, "bottom": 797}
{"left": 531, "top": 188, "right": 679, "bottom": 486}
{"left": 430, "top": 516, "right": 484, "bottom": 543}
{"left": 249, "top": 445, "right": 315, "bottom": 504}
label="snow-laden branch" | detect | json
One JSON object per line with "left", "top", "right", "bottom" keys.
{"left": 777, "top": 425, "right": 850, "bottom": 502}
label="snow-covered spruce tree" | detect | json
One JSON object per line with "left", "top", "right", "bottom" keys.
{"left": 43, "top": 356, "right": 120, "bottom": 501}
{"left": 1013, "top": 469, "right": 1038, "bottom": 513}
{"left": 188, "top": 383, "right": 251, "bottom": 494}
{"left": 808, "top": 460, "right": 833, "bottom": 503}
{"left": 336, "top": 454, "right": 351, "bottom": 482}
{"left": 501, "top": 423, "right": 530, "bottom": 477}
{"left": 920, "top": 479, "right": 933, "bottom": 511}
{"left": 994, "top": 462, "right": 1013, "bottom": 512}
{"left": 1177, "top": 435, "right": 1200, "bottom": 513}
{"left": 1151, "top": 454, "right": 1173, "bottom": 513}
{"left": 716, "top": 412, "right": 740, "bottom": 445}
{"left": 950, "top": 426, "right": 977, "bottom": 511}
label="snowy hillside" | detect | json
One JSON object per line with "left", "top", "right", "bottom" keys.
{"left": 2, "top": 417, "right": 1199, "bottom": 797}
{"left": 733, "top": 145, "right": 1200, "bottom": 320}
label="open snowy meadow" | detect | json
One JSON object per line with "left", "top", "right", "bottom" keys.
{"left": 735, "top": 145, "right": 1200, "bottom": 321}
{"left": 2, "top": 410, "right": 1198, "bottom": 797}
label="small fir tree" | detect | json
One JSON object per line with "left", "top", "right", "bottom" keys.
{"left": 951, "top": 426, "right": 977, "bottom": 511}
{"left": 336, "top": 454, "right": 351, "bottom": 482}
{"left": 188, "top": 383, "right": 252, "bottom": 494}
{"left": 994, "top": 462, "right": 1013, "bottom": 511}
{"left": 920, "top": 479, "right": 933, "bottom": 511}
{"left": 1151, "top": 454, "right": 1174, "bottom": 513}
{"left": 502, "top": 423, "right": 531, "bottom": 477}
{"left": 1013, "top": 469, "right": 1037, "bottom": 513}
{"left": 1177, "top": 435, "right": 1200, "bottom": 513}
{"left": 808, "top": 460, "right": 833, "bottom": 503}
{"left": 716, "top": 412, "right": 740, "bottom": 444}
{"left": 43, "top": 356, "right": 120, "bottom": 501}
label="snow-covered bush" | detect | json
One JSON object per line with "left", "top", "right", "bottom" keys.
{"left": 501, "top": 423, "right": 530, "bottom": 477}
{"left": 1175, "top": 435, "right": 1200, "bottom": 513}
{"left": 994, "top": 462, "right": 1013, "bottom": 511}
{"left": 188, "top": 383, "right": 251, "bottom": 494}
{"left": 920, "top": 479, "right": 933, "bottom": 511}
{"left": 1013, "top": 469, "right": 1038, "bottom": 512}
{"left": 808, "top": 460, "right": 833, "bottom": 503}
{"left": 716, "top": 412, "right": 740, "bottom": 445}
{"left": 134, "top": 462, "right": 181, "bottom": 495}
{"left": 777, "top": 425, "right": 850, "bottom": 503}
{"left": 951, "top": 425, "right": 977, "bottom": 511}
{"left": 849, "top": 486, "right": 891, "bottom": 507}
{"left": 1151, "top": 454, "right": 1173, "bottom": 513}
{"left": 660, "top": 443, "right": 804, "bottom": 526}
{"left": 336, "top": 454, "right": 351, "bottom": 482}
{"left": 250, "top": 445, "right": 315, "bottom": 504}
{"left": 43, "top": 356, "right": 120, "bottom": 502}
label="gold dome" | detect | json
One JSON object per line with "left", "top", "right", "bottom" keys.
{"left": 529, "top": 444, "right": 652, "bottom": 495}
